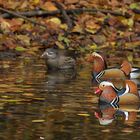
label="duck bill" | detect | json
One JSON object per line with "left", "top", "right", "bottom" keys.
{"left": 41, "top": 52, "right": 48, "bottom": 58}
{"left": 95, "top": 88, "right": 102, "bottom": 95}
{"left": 94, "top": 111, "right": 101, "bottom": 119}
{"left": 41, "top": 52, "right": 45, "bottom": 58}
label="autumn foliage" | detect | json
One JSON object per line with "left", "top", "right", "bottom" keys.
{"left": 0, "top": 0, "right": 140, "bottom": 55}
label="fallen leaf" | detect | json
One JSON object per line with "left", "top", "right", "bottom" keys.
{"left": 77, "top": 113, "right": 90, "bottom": 117}
{"left": 55, "top": 41, "right": 65, "bottom": 49}
{"left": 15, "top": 46, "right": 26, "bottom": 52}
{"left": 32, "top": 119, "right": 45, "bottom": 123}
{"left": 16, "top": 35, "right": 30, "bottom": 46}
{"left": 130, "top": 3, "right": 140, "bottom": 9}
{"left": 41, "top": 1, "right": 58, "bottom": 11}
{"left": 48, "top": 18, "right": 61, "bottom": 25}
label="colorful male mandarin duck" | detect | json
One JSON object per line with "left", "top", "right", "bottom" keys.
{"left": 95, "top": 80, "right": 139, "bottom": 107}
{"left": 87, "top": 52, "right": 133, "bottom": 83}
{"left": 41, "top": 48, "right": 77, "bottom": 70}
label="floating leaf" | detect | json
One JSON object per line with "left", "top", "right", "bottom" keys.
{"left": 22, "top": 93, "right": 34, "bottom": 97}
{"left": 77, "top": 113, "right": 90, "bottom": 117}
{"left": 16, "top": 78, "right": 24, "bottom": 83}
{"left": 33, "top": 98, "right": 45, "bottom": 101}
{"left": 32, "top": 119, "right": 45, "bottom": 123}
{"left": 3, "top": 64, "right": 10, "bottom": 68}
{"left": 1, "top": 99, "right": 24, "bottom": 103}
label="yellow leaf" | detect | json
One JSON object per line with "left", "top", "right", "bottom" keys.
{"left": 33, "top": 98, "right": 45, "bottom": 101}
{"left": 128, "top": 18, "right": 134, "bottom": 28}
{"left": 127, "top": 54, "right": 133, "bottom": 62}
{"left": 85, "top": 28, "right": 97, "bottom": 34}
{"left": 49, "top": 18, "right": 61, "bottom": 25}
{"left": 77, "top": 113, "right": 90, "bottom": 117}
{"left": 121, "top": 18, "right": 134, "bottom": 27}
{"left": 60, "top": 24, "right": 68, "bottom": 30}
{"left": 22, "top": 93, "right": 34, "bottom": 97}
{"left": 32, "top": 119, "right": 45, "bottom": 123}
{"left": 3, "top": 64, "right": 10, "bottom": 68}
{"left": 33, "top": 0, "right": 40, "bottom": 4}
{"left": 55, "top": 41, "right": 65, "bottom": 49}
{"left": 88, "top": 43, "right": 97, "bottom": 50}
{"left": 16, "top": 35, "right": 30, "bottom": 46}
{"left": 72, "top": 24, "right": 83, "bottom": 33}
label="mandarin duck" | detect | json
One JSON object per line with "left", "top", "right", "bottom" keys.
{"left": 41, "top": 48, "right": 77, "bottom": 70}
{"left": 95, "top": 80, "right": 139, "bottom": 107}
{"left": 87, "top": 52, "right": 135, "bottom": 83}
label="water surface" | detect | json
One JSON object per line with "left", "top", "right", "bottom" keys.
{"left": 0, "top": 50, "right": 139, "bottom": 140}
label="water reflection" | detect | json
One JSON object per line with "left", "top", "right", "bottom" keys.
{"left": 45, "top": 69, "right": 77, "bottom": 90}
{"left": 0, "top": 50, "right": 139, "bottom": 139}
{"left": 95, "top": 104, "right": 139, "bottom": 126}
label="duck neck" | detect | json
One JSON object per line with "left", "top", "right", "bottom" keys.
{"left": 114, "top": 84, "right": 129, "bottom": 96}
{"left": 92, "top": 57, "right": 107, "bottom": 77}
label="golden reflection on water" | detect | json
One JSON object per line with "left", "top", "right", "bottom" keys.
{"left": 0, "top": 49, "right": 139, "bottom": 140}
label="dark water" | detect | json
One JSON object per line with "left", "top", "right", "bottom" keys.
{"left": 0, "top": 50, "right": 140, "bottom": 140}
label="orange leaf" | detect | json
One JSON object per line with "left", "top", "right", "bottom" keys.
{"left": 41, "top": 2, "right": 58, "bottom": 11}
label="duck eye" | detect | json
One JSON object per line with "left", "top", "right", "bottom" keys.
{"left": 48, "top": 51, "right": 54, "bottom": 55}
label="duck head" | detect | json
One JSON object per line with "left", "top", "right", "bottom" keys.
{"left": 87, "top": 52, "right": 107, "bottom": 78}
{"left": 96, "top": 81, "right": 129, "bottom": 97}
{"left": 95, "top": 81, "right": 119, "bottom": 107}
{"left": 41, "top": 48, "right": 77, "bottom": 70}
{"left": 41, "top": 48, "right": 58, "bottom": 59}
{"left": 95, "top": 80, "right": 139, "bottom": 106}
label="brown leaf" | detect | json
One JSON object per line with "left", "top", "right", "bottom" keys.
{"left": 41, "top": 2, "right": 58, "bottom": 11}
{"left": 10, "top": 18, "right": 24, "bottom": 32}
{"left": 0, "top": 18, "right": 11, "bottom": 33}
{"left": 3, "top": 38, "right": 16, "bottom": 49}
{"left": 65, "top": 0, "right": 79, "bottom": 4}
{"left": 93, "top": 35, "right": 106, "bottom": 45}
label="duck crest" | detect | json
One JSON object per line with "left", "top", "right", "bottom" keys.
{"left": 90, "top": 52, "right": 107, "bottom": 77}
{"left": 120, "top": 60, "right": 132, "bottom": 76}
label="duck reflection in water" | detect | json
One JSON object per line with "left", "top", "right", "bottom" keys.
{"left": 94, "top": 103, "right": 139, "bottom": 126}
{"left": 45, "top": 69, "right": 77, "bottom": 90}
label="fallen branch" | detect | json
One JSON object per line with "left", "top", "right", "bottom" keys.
{"left": 0, "top": 7, "right": 48, "bottom": 29}
{"left": 1, "top": 7, "right": 131, "bottom": 19}
{"left": 53, "top": 1, "right": 73, "bottom": 32}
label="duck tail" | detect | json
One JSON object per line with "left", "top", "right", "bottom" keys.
{"left": 120, "top": 60, "right": 132, "bottom": 76}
